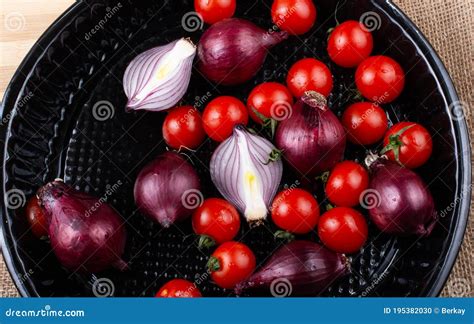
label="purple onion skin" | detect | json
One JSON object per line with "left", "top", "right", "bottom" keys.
{"left": 38, "top": 181, "right": 127, "bottom": 273}
{"left": 368, "top": 158, "right": 437, "bottom": 236}
{"left": 275, "top": 92, "right": 346, "bottom": 178}
{"left": 235, "top": 241, "right": 349, "bottom": 296}
{"left": 198, "top": 18, "right": 288, "bottom": 85}
{"left": 134, "top": 152, "right": 201, "bottom": 227}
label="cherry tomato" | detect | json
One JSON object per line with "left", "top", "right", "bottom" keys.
{"left": 194, "top": 0, "right": 236, "bottom": 25}
{"left": 271, "top": 188, "right": 319, "bottom": 234}
{"left": 271, "top": 0, "right": 317, "bottom": 35}
{"left": 25, "top": 195, "right": 48, "bottom": 238}
{"left": 318, "top": 207, "right": 368, "bottom": 254}
{"left": 162, "top": 106, "right": 206, "bottom": 150}
{"left": 287, "top": 58, "right": 333, "bottom": 98}
{"left": 327, "top": 20, "right": 373, "bottom": 68}
{"left": 192, "top": 198, "right": 241, "bottom": 247}
{"left": 382, "top": 122, "right": 433, "bottom": 169}
{"left": 247, "top": 82, "right": 294, "bottom": 124}
{"left": 202, "top": 96, "right": 248, "bottom": 142}
{"left": 325, "top": 161, "right": 369, "bottom": 207}
{"left": 155, "top": 279, "right": 202, "bottom": 297}
{"left": 208, "top": 241, "right": 256, "bottom": 289}
{"left": 342, "top": 102, "right": 388, "bottom": 145}
{"left": 355, "top": 55, "right": 405, "bottom": 103}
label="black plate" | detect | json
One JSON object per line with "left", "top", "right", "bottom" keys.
{"left": 0, "top": 0, "right": 470, "bottom": 297}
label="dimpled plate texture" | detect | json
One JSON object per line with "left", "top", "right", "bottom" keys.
{"left": 0, "top": 0, "right": 470, "bottom": 297}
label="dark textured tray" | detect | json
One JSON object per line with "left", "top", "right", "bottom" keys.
{"left": 0, "top": 0, "right": 470, "bottom": 297}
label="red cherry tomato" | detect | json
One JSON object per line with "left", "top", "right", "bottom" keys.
{"left": 342, "top": 102, "right": 388, "bottom": 145}
{"left": 318, "top": 207, "right": 368, "bottom": 254}
{"left": 155, "top": 279, "right": 202, "bottom": 297}
{"left": 325, "top": 161, "right": 369, "bottom": 207}
{"left": 271, "top": 0, "right": 317, "bottom": 35}
{"left": 355, "top": 55, "right": 405, "bottom": 103}
{"left": 382, "top": 122, "right": 433, "bottom": 169}
{"left": 194, "top": 0, "right": 236, "bottom": 25}
{"left": 202, "top": 96, "right": 248, "bottom": 142}
{"left": 208, "top": 241, "right": 256, "bottom": 289}
{"left": 271, "top": 188, "right": 320, "bottom": 234}
{"left": 247, "top": 82, "right": 294, "bottom": 124}
{"left": 327, "top": 20, "right": 373, "bottom": 68}
{"left": 192, "top": 198, "right": 241, "bottom": 247}
{"left": 162, "top": 106, "right": 206, "bottom": 150}
{"left": 287, "top": 58, "right": 333, "bottom": 98}
{"left": 25, "top": 196, "right": 48, "bottom": 238}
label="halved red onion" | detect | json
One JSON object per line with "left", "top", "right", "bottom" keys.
{"left": 210, "top": 126, "right": 283, "bottom": 225}
{"left": 123, "top": 38, "right": 196, "bottom": 112}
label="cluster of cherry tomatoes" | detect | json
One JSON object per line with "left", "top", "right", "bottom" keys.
{"left": 25, "top": 0, "right": 435, "bottom": 298}
{"left": 156, "top": 0, "right": 433, "bottom": 298}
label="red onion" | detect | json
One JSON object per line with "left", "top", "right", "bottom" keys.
{"left": 123, "top": 38, "right": 196, "bottom": 112}
{"left": 210, "top": 125, "right": 283, "bottom": 225}
{"left": 198, "top": 18, "right": 288, "bottom": 85}
{"left": 275, "top": 91, "right": 346, "bottom": 178}
{"left": 38, "top": 180, "right": 127, "bottom": 273}
{"left": 134, "top": 152, "right": 201, "bottom": 227}
{"left": 364, "top": 155, "right": 437, "bottom": 235}
{"left": 235, "top": 241, "right": 349, "bottom": 296}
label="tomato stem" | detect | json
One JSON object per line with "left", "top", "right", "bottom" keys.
{"left": 207, "top": 256, "right": 221, "bottom": 272}
{"left": 198, "top": 235, "right": 216, "bottom": 249}
{"left": 274, "top": 230, "right": 295, "bottom": 242}
{"left": 380, "top": 124, "right": 415, "bottom": 164}
{"left": 264, "top": 148, "right": 284, "bottom": 165}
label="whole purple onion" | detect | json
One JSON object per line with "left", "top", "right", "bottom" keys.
{"left": 198, "top": 18, "right": 288, "bottom": 85}
{"left": 365, "top": 156, "right": 437, "bottom": 235}
{"left": 38, "top": 180, "right": 127, "bottom": 273}
{"left": 235, "top": 241, "right": 349, "bottom": 296}
{"left": 134, "top": 152, "right": 201, "bottom": 227}
{"left": 275, "top": 91, "right": 346, "bottom": 178}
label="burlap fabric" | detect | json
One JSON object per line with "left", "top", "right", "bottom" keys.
{"left": 0, "top": 0, "right": 472, "bottom": 297}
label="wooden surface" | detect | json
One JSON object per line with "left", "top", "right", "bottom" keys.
{"left": 0, "top": 0, "right": 74, "bottom": 98}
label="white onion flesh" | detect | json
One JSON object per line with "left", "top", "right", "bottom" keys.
{"left": 210, "top": 126, "right": 283, "bottom": 224}
{"left": 123, "top": 38, "right": 196, "bottom": 112}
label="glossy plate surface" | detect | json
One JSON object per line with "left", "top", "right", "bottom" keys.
{"left": 0, "top": 0, "right": 470, "bottom": 297}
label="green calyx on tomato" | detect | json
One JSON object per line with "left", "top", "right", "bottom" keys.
{"left": 264, "top": 148, "right": 284, "bottom": 165}
{"left": 197, "top": 234, "right": 216, "bottom": 249}
{"left": 273, "top": 230, "right": 295, "bottom": 242}
{"left": 251, "top": 107, "right": 278, "bottom": 139}
{"left": 380, "top": 124, "right": 415, "bottom": 163}
{"left": 207, "top": 256, "right": 221, "bottom": 272}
